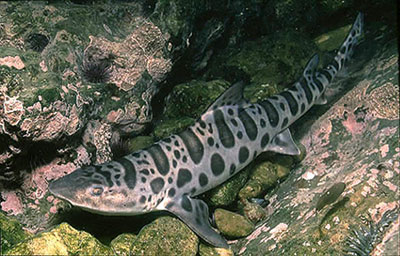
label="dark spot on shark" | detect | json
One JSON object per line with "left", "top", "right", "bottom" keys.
{"left": 214, "top": 109, "right": 235, "bottom": 148}
{"left": 238, "top": 108, "right": 258, "bottom": 141}
{"left": 179, "top": 128, "right": 204, "bottom": 164}
{"left": 177, "top": 168, "right": 192, "bottom": 188}
{"left": 107, "top": 164, "right": 113, "bottom": 168}
{"left": 228, "top": 108, "right": 234, "bottom": 115}
{"left": 199, "top": 120, "right": 206, "bottom": 129}
{"left": 174, "top": 140, "right": 179, "bottom": 147}
{"left": 141, "top": 177, "right": 146, "bottom": 183}
{"left": 239, "top": 147, "right": 249, "bottom": 164}
{"left": 281, "top": 91, "right": 298, "bottom": 116}
{"left": 148, "top": 144, "right": 170, "bottom": 176}
{"left": 172, "top": 160, "right": 177, "bottom": 168}
{"left": 261, "top": 133, "right": 270, "bottom": 148}
{"left": 139, "top": 196, "right": 146, "bottom": 204}
{"left": 231, "top": 119, "right": 238, "bottom": 126}
{"left": 182, "top": 156, "right": 187, "bottom": 163}
{"left": 140, "top": 169, "right": 149, "bottom": 175}
{"left": 174, "top": 150, "right": 180, "bottom": 159}
{"left": 237, "top": 131, "right": 243, "bottom": 139}
{"left": 259, "top": 100, "right": 279, "bottom": 127}
{"left": 163, "top": 138, "right": 171, "bottom": 143}
{"left": 208, "top": 123, "right": 213, "bottom": 133}
{"left": 320, "top": 69, "right": 333, "bottom": 82}
{"left": 211, "top": 153, "right": 225, "bottom": 176}
{"left": 116, "top": 158, "right": 136, "bottom": 189}
{"left": 279, "top": 103, "right": 285, "bottom": 111}
{"left": 230, "top": 164, "right": 236, "bottom": 175}
{"left": 314, "top": 77, "right": 324, "bottom": 92}
{"left": 181, "top": 195, "right": 192, "bottom": 212}
{"left": 260, "top": 119, "right": 266, "bottom": 128}
{"left": 150, "top": 178, "right": 164, "bottom": 194}
{"left": 299, "top": 79, "right": 313, "bottom": 104}
{"left": 168, "top": 177, "right": 173, "bottom": 184}
{"left": 207, "top": 137, "right": 214, "bottom": 146}
{"left": 150, "top": 168, "right": 155, "bottom": 174}
{"left": 281, "top": 117, "right": 288, "bottom": 129}
{"left": 196, "top": 127, "right": 205, "bottom": 136}
{"left": 199, "top": 173, "right": 208, "bottom": 187}
{"left": 168, "top": 188, "right": 176, "bottom": 197}
{"left": 300, "top": 103, "right": 305, "bottom": 113}
{"left": 166, "top": 146, "right": 171, "bottom": 151}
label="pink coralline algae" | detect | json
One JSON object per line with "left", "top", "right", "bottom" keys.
{"left": 0, "top": 56, "right": 25, "bottom": 70}
{"left": 1, "top": 191, "right": 23, "bottom": 215}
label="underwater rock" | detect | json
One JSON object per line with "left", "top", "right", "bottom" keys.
{"left": 110, "top": 233, "right": 137, "bottom": 256}
{"left": 214, "top": 208, "right": 254, "bottom": 238}
{"left": 199, "top": 243, "right": 234, "bottom": 256}
{"left": 206, "top": 31, "right": 317, "bottom": 89}
{"left": 0, "top": 1, "right": 172, "bottom": 178}
{"left": 205, "top": 165, "right": 251, "bottom": 207}
{"left": 127, "top": 136, "right": 154, "bottom": 152}
{"left": 238, "top": 157, "right": 291, "bottom": 201}
{"left": 130, "top": 216, "right": 198, "bottom": 255}
{"left": 0, "top": 212, "right": 31, "bottom": 254}
{"left": 164, "top": 80, "right": 230, "bottom": 119}
{"left": 241, "top": 201, "right": 268, "bottom": 224}
{"left": 6, "top": 222, "right": 111, "bottom": 255}
{"left": 152, "top": 117, "right": 195, "bottom": 140}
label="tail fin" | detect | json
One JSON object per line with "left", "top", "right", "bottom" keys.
{"left": 335, "top": 12, "right": 364, "bottom": 70}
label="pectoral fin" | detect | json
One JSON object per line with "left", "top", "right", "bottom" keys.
{"left": 163, "top": 195, "right": 228, "bottom": 248}
{"left": 266, "top": 128, "right": 301, "bottom": 155}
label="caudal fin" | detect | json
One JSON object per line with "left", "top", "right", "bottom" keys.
{"left": 335, "top": 12, "right": 364, "bottom": 70}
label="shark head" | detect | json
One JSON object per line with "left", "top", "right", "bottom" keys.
{"left": 49, "top": 164, "right": 143, "bottom": 216}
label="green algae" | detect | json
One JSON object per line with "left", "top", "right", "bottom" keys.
{"left": 0, "top": 212, "right": 31, "bottom": 254}
{"left": 152, "top": 117, "right": 195, "bottom": 140}
{"left": 130, "top": 216, "right": 198, "bottom": 255}
{"left": 214, "top": 208, "right": 254, "bottom": 238}
{"left": 6, "top": 222, "right": 111, "bottom": 255}
{"left": 164, "top": 79, "right": 230, "bottom": 119}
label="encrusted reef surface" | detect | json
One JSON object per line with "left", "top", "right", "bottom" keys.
{"left": 0, "top": 0, "right": 398, "bottom": 255}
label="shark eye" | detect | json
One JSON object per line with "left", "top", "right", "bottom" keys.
{"left": 90, "top": 186, "right": 104, "bottom": 196}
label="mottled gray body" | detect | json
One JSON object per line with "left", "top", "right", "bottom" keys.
{"left": 49, "top": 13, "right": 363, "bottom": 248}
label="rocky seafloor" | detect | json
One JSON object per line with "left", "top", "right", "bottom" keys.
{"left": 0, "top": 0, "right": 398, "bottom": 255}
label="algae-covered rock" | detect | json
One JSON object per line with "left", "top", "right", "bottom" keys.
{"left": 131, "top": 216, "right": 198, "bottom": 255}
{"left": 7, "top": 222, "right": 111, "bottom": 255}
{"left": 152, "top": 117, "right": 195, "bottom": 140}
{"left": 214, "top": 208, "right": 254, "bottom": 238}
{"left": 0, "top": 212, "right": 31, "bottom": 254}
{"left": 205, "top": 166, "right": 251, "bottom": 207}
{"left": 241, "top": 201, "right": 268, "bottom": 223}
{"left": 207, "top": 31, "right": 317, "bottom": 89}
{"left": 164, "top": 79, "right": 230, "bottom": 119}
{"left": 110, "top": 233, "right": 137, "bottom": 256}
{"left": 238, "top": 156, "right": 291, "bottom": 200}
{"left": 128, "top": 136, "right": 154, "bottom": 152}
{"left": 199, "top": 243, "right": 234, "bottom": 256}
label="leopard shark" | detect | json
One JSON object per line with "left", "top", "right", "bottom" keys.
{"left": 49, "top": 13, "right": 363, "bottom": 248}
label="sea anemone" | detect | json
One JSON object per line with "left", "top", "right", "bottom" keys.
{"left": 111, "top": 138, "right": 131, "bottom": 159}
{"left": 80, "top": 60, "right": 111, "bottom": 83}
{"left": 343, "top": 208, "right": 398, "bottom": 256}
{"left": 26, "top": 33, "right": 50, "bottom": 52}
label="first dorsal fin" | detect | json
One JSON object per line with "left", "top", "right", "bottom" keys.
{"left": 206, "top": 81, "right": 247, "bottom": 112}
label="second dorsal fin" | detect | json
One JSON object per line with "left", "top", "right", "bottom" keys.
{"left": 206, "top": 81, "right": 247, "bottom": 112}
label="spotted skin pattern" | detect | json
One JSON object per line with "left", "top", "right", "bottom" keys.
{"left": 49, "top": 13, "right": 363, "bottom": 248}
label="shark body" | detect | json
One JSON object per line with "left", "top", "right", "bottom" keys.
{"left": 49, "top": 13, "right": 363, "bottom": 248}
